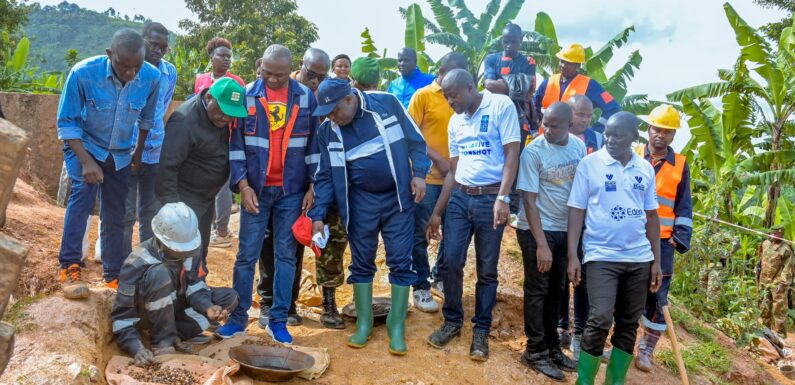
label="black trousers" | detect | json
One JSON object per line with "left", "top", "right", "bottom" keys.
{"left": 257, "top": 219, "right": 303, "bottom": 313}
{"left": 517, "top": 229, "right": 568, "bottom": 354}
{"left": 183, "top": 196, "right": 214, "bottom": 276}
{"left": 581, "top": 261, "right": 650, "bottom": 356}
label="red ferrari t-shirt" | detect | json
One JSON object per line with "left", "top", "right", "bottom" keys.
{"left": 265, "top": 86, "right": 289, "bottom": 186}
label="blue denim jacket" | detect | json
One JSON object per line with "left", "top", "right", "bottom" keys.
{"left": 57, "top": 55, "right": 161, "bottom": 170}
{"left": 132, "top": 59, "right": 177, "bottom": 164}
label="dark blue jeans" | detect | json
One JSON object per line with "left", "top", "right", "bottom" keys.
{"left": 122, "top": 163, "right": 161, "bottom": 259}
{"left": 412, "top": 183, "right": 445, "bottom": 290}
{"left": 229, "top": 187, "right": 303, "bottom": 326}
{"left": 643, "top": 239, "right": 675, "bottom": 331}
{"left": 347, "top": 188, "right": 416, "bottom": 286}
{"left": 441, "top": 189, "right": 505, "bottom": 332}
{"left": 59, "top": 147, "right": 130, "bottom": 281}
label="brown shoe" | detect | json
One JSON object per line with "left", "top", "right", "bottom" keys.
{"left": 59, "top": 264, "right": 90, "bottom": 299}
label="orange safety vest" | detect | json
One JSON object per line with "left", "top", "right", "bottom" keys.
{"left": 541, "top": 74, "right": 591, "bottom": 109}
{"left": 635, "top": 146, "right": 686, "bottom": 238}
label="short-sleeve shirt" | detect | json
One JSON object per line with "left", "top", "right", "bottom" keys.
{"left": 448, "top": 91, "right": 521, "bottom": 186}
{"left": 516, "top": 134, "right": 585, "bottom": 232}
{"left": 567, "top": 148, "right": 659, "bottom": 263}
{"left": 407, "top": 81, "right": 452, "bottom": 185}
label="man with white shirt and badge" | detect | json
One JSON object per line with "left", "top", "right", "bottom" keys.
{"left": 426, "top": 69, "right": 520, "bottom": 361}
{"left": 566, "top": 112, "right": 662, "bottom": 384}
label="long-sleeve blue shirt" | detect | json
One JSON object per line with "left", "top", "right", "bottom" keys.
{"left": 131, "top": 59, "right": 177, "bottom": 164}
{"left": 57, "top": 55, "right": 161, "bottom": 170}
{"left": 387, "top": 67, "right": 435, "bottom": 109}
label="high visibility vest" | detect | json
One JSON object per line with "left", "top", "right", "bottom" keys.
{"left": 635, "top": 145, "right": 686, "bottom": 238}
{"left": 541, "top": 74, "right": 591, "bottom": 109}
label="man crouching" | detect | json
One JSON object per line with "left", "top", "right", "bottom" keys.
{"left": 111, "top": 202, "right": 238, "bottom": 366}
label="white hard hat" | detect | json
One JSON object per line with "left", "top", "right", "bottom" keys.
{"left": 151, "top": 202, "right": 201, "bottom": 253}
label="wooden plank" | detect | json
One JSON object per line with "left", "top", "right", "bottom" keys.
{"left": 0, "top": 118, "right": 30, "bottom": 228}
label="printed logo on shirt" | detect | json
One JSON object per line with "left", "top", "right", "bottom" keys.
{"left": 632, "top": 176, "right": 646, "bottom": 191}
{"left": 480, "top": 115, "right": 490, "bottom": 133}
{"left": 605, "top": 174, "right": 616, "bottom": 192}
{"left": 459, "top": 141, "right": 492, "bottom": 156}
{"left": 610, "top": 205, "right": 644, "bottom": 221}
{"left": 268, "top": 101, "right": 287, "bottom": 131}
{"left": 541, "top": 159, "right": 579, "bottom": 186}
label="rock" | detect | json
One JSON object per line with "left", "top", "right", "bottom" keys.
{"left": 0, "top": 117, "right": 30, "bottom": 227}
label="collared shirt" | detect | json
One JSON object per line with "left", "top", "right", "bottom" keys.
{"left": 407, "top": 80, "right": 452, "bottom": 185}
{"left": 567, "top": 148, "right": 659, "bottom": 263}
{"left": 132, "top": 59, "right": 177, "bottom": 164}
{"left": 448, "top": 91, "right": 521, "bottom": 186}
{"left": 387, "top": 67, "right": 435, "bottom": 108}
{"left": 57, "top": 55, "right": 161, "bottom": 170}
{"left": 516, "top": 134, "right": 585, "bottom": 231}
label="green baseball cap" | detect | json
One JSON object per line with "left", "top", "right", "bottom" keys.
{"left": 350, "top": 57, "right": 380, "bottom": 86}
{"left": 209, "top": 77, "right": 247, "bottom": 118}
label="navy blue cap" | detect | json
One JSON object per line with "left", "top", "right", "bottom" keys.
{"left": 313, "top": 78, "right": 352, "bottom": 116}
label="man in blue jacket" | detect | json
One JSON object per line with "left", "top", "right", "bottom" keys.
{"left": 215, "top": 45, "right": 320, "bottom": 344}
{"left": 388, "top": 48, "right": 435, "bottom": 108}
{"left": 309, "top": 78, "right": 431, "bottom": 355}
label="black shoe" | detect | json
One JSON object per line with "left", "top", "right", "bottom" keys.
{"left": 521, "top": 350, "right": 565, "bottom": 382}
{"left": 320, "top": 286, "right": 345, "bottom": 329}
{"left": 469, "top": 330, "right": 489, "bottom": 361}
{"left": 558, "top": 328, "right": 572, "bottom": 349}
{"left": 550, "top": 349, "right": 577, "bottom": 372}
{"left": 427, "top": 322, "right": 461, "bottom": 349}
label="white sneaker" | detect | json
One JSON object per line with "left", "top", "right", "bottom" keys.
{"left": 413, "top": 289, "right": 440, "bottom": 313}
{"left": 209, "top": 231, "right": 233, "bottom": 248}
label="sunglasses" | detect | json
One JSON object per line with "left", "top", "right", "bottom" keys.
{"left": 302, "top": 65, "right": 328, "bottom": 82}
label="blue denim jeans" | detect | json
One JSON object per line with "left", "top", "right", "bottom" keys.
{"left": 412, "top": 183, "right": 444, "bottom": 290}
{"left": 441, "top": 189, "right": 505, "bottom": 332}
{"left": 59, "top": 147, "right": 130, "bottom": 281}
{"left": 229, "top": 187, "right": 303, "bottom": 326}
{"left": 122, "top": 163, "right": 161, "bottom": 259}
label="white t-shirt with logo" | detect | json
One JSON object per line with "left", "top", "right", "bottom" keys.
{"left": 567, "top": 148, "right": 659, "bottom": 263}
{"left": 448, "top": 91, "right": 521, "bottom": 186}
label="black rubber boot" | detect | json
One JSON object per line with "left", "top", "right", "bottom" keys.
{"left": 320, "top": 286, "right": 345, "bottom": 329}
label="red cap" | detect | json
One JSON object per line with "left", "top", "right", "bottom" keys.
{"left": 292, "top": 214, "right": 321, "bottom": 257}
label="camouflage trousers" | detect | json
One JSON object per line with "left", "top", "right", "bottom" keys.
{"left": 699, "top": 263, "right": 724, "bottom": 315}
{"left": 760, "top": 282, "right": 790, "bottom": 336}
{"left": 316, "top": 207, "right": 347, "bottom": 288}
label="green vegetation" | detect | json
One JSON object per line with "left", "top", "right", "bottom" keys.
{"left": 658, "top": 341, "right": 731, "bottom": 379}
{"left": 23, "top": 2, "right": 144, "bottom": 72}
{"left": 1, "top": 293, "right": 46, "bottom": 333}
{"left": 0, "top": 32, "right": 63, "bottom": 93}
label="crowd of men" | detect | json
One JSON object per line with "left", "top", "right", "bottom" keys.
{"left": 50, "top": 20, "right": 793, "bottom": 384}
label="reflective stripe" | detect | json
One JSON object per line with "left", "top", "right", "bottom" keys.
{"left": 381, "top": 116, "right": 398, "bottom": 126}
{"left": 329, "top": 142, "right": 343, "bottom": 149}
{"left": 674, "top": 217, "right": 693, "bottom": 228}
{"left": 112, "top": 318, "right": 140, "bottom": 332}
{"left": 305, "top": 154, "right": 320, "bottom": 164}
{"left": 598, "top": 116, "right": 608, "bottom": 125}
{"left": 245, "top": 136, "right": 269, "bottom": 149}
{"left": 183, "top": 258, "right": 193, "bottom": 272}
{"left": 138, "top": 251, "right": 160, "bottom": 266}
{"left": 657, "top": 196, "right": 675, "bottom": 208}
{"left": 330, "top": 151, "right": 345, "bottom": 167}
{"left": 660, "top": 217, "right": 674, "bottom": 227}
{"left": 346, "top": 136, "right": 384, "bottom": 161}
{"left": 385, "top": 124, "right": 405, "bottom": 144}
{"left": 145, "top": 291, "right": 176, "bottom": 311}
{"left": 288, "top": 137, "right": 308, "bottom": 148}
{"left": 184, "top": 307, "right": 210, "bottom": 331}
{"left": 299, "top": 92, "right": 308, "bottom": 109}
{"left": 186, "top": 281, "right": 209, "bottom": 297}
{"left": 229, "top": 150, "right": 245, "bottom": 161}
{"left": 642, "top": 315, "right": 667, "bottom": 331}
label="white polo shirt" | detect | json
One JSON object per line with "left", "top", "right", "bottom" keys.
{"left": 448, "top": 91, "right": 520, "bottom": 186}
{"left": 567, "top": 148, "right": 659, "bottom": 263}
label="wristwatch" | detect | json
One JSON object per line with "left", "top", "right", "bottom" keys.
{"left": 497, "top": 195, "right": 510, "bottom": 204}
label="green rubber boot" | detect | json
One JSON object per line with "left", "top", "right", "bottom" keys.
{"left": 386, "top": 285, "right": 410, "bottom": 355}
{"left": 604, "top": 347, "right": 633, "bottom": 385}
{"left": 575, "top": 350, "right": 602, "bottom": 385}
{"left": 347, "top": 283, "right": 373, "bottom": 348}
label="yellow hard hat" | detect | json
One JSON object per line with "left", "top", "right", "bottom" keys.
{"left": 556, "top": 44, "right": 586, "bottom": 64}
{"left": 642, "top": 105, "right": 681, "bottom": 130}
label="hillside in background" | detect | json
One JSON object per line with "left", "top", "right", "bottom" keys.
{"left": 23, "top": 1, "right": 148, "bottom": 72}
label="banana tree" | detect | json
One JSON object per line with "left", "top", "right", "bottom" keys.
{"left": 0, "top": 32, "right": 62, "bottom": 94}
{"left": 421, "top": 0, "right": 526, "bottom": 82}
{"left": 359, "top": 27, "right": 399, "bottom": 91}
{"left": 667, "top": 2, "right": 795, "bottom": 227}
{"left": 525, "top": 12, "right": 650, "bottom": 115}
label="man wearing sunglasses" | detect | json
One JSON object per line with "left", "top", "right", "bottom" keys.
{"left": 292, "top": 48, "right": 330, "bottom": 93}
